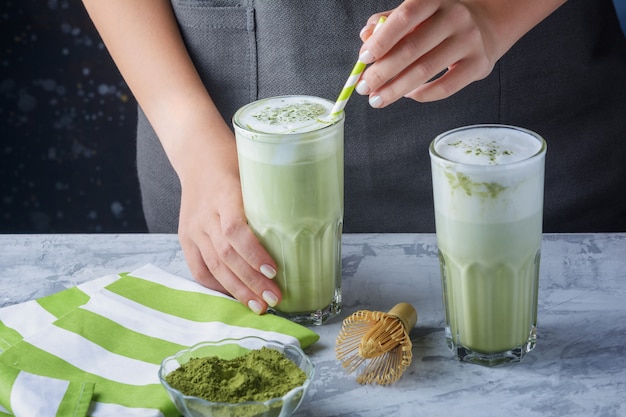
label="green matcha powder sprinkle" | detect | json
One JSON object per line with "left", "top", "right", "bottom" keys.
{"left": 252, "top": 103, "right": 326, "bottom": 125}
{"left": 448, "top": 139, "right": 513, "bottom": 164}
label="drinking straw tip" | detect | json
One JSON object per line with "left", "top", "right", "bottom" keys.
{"left": 317, "top": 109, "right": 343, "bottom": 124}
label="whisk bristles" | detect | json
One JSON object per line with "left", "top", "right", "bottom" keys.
{"left": 335, "top": 303, "right": 417, "bottom": 385}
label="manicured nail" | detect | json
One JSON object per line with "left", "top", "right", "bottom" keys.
{"left": 260, "top": 264, "right": 276, "bottom": 279}
{"left": 356, "top": 79, "right": 370, "bottom": 95}
{"left": 248, "top": 299, "right": 264, "bottom": 315}
{"left": 369, "top": 95, "right": 383, "bottom": 108}
{"left": 262, "top": 290, "right": 279, "bottom": 307}
{"left": 359, "top": 50, "right": 374, "bottom": 65}
{"left": 359, "top": 23, "right": 373, "bottom": 38}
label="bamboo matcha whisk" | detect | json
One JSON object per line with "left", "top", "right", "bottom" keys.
{"left": 335, "top": 302, "right": 417, "bottom": 385}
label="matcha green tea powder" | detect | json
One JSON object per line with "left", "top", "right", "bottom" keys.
{"left": 165, "top": 347, "right": 307, "bottom": 403}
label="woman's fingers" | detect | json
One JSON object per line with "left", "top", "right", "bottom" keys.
{"left": 211, "top": 210, "right": 282, "bottom": 306}
{"left": 404, "top": 48, "right": 494, "bottom": 102}
{"left": 180, "top": 219, "right": 282, "bottom": 314}
{"left": 177, "top": 172, "right": 281, "bottom": 315}
{"left": 217, "top": 206, "right": 277, "bottom": 280}
{"left": 359, "top": 1, "right": 439, "bottom": 64}
{"left": 357, "top": 0, "right": 496, "bottom": 105}
{"left": 357, "top": 7, "right": 452, "bottom": 102}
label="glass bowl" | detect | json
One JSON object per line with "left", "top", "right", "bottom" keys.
{"left": 159, "top": 336, "right": 315, "bottom": 417}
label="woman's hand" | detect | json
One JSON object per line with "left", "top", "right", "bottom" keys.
{"left": 175, "top": 129, "right": 282, "bottom": 315}
{"left": 356, "top": 0, "right": 567, "bottom": 106}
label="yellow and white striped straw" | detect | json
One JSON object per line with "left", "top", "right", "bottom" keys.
{"left": 329, "top": 16, "right": 387, "bottom": 118}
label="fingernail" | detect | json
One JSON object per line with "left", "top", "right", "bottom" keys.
{"left": 359, "top": 50, "right": 374, "bottom": 65}
{"left": 359, "top": 25, "right": 370, "bottom": 37}
{"left": 262, "top": 290, "right": 279, "bottom": 307}
{"left": 359, "top": 24, "right": 373, "bottom": 38}
{"left": 260, "top": 264, "right": 276, "bottom": 279}
{"left": 248, "top": 299, "right": 264, "bottom": 315}
{"left": 369, "top": 95, "right": 383, "bottom": 108}
{"left": 355, "top": 79, "right": 370, "bottom": 95}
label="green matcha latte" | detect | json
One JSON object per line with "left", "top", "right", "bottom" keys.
{"left": 233, "top": 96, "right": 343, "bottom": 326}
{"left": 430, "top": 125, "right": 546, "bottom": 365}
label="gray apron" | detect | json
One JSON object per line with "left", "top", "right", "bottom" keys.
{"left": 137, "top": 0, "right": 626, "bottom": 233}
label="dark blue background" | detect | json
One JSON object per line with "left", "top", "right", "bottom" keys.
{"left": 1, "top": 0, "right": 144, "bottom": 233}
{"left": 1, "top": 1, "right": 625, "bottom": 234}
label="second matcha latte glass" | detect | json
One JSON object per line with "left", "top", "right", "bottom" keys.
{"left": 233, "top": 96, "right": 344, "bottom": 326}
{"left": 430, "top": 124, "right": 547, "bottom": 365}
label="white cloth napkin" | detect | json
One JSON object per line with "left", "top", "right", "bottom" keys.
{"left": 0, "top": 264, "right": 319, "bottom": 417}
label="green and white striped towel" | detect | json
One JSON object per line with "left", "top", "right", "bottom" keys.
{"left": 0, "top": 264, "right": 319, "bottom": 417}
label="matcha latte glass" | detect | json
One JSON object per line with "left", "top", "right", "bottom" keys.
{"left": 429, "top": 124, "right": 546, "bottom": 365}
{"left": 233, "top": 96, "right": 343, "bottom": 326}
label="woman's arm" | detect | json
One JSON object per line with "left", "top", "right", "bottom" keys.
{"left": 81, "top": 0, "right": 281, "bottom": 314}
{"left": 357, "top": 0, "right": 568, "bottom": 105}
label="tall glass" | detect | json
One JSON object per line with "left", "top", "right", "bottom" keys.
{"left": 233, "top": 95, "right": 343, "bottom": 326}
{"left": 429, "top": 124, "right": 546, "bottom": 365}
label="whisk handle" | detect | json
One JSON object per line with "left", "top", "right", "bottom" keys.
{"left": 387, "top": 303, "right": 417, "bottom": 331}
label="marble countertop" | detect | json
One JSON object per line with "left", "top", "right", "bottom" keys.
{"left": 1, "top": 233, "right": 625, "bottom": 417}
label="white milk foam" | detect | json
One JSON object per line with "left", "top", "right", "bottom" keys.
{"left": 434, "top": 126, "right": 543, "bottom": 165}
{"left": 235, "top": 96, "right": 334, "bottom": 134}
{"left": 430, "top": 126, "right": 546, "bottom": 223}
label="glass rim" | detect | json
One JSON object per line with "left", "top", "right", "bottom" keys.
{"left": 232, "top": 95, "right": 345, "bottom": 143}
{"left": 429, "top": 124, "right": 547, "bottom": 169}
